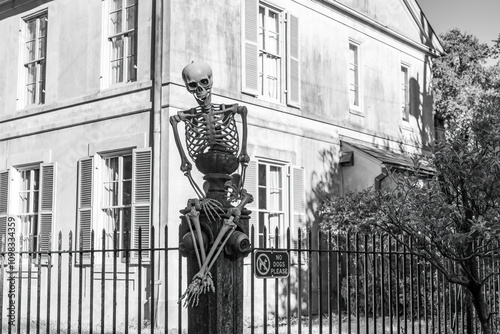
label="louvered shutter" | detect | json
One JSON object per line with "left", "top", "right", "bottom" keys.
{"left": 286, "top": 13, "right": 300, "bottom": 107}
{"left": 242, "top": 0, "right": 259, "bottom": 95}
{"left": 244, "top": 160, "right": 257, "bottom": 263}
{"left": 77, "top": 157, "right": 94, "bottom": 262}
{"left": 132, "top": 148, "right": 151, "bottom": 261}
{"left": 289, "top": 166, "right": 305, "bottom": 239}
{"left": 0, "top": 170, "right": 9, "bottom": 250}
{"left": 38, "top": 164, "right": 56, "bottom": 259}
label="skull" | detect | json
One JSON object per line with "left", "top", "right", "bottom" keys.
{"left": 182, "top": 61, "right": 213, "bottom": 107}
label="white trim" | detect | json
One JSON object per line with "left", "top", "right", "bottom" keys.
{"left": 17, "top": 9, "right": 49, "bottom": 109}
{"left": 347, "top": 39, "right": 362, "bottom": 114}
{"left": 400, "top": 62, "right": 411, "bottom": 122}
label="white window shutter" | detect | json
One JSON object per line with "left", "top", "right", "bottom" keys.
{"left": 286, "top": 13, "right": 301, "bottom": 108}
{"left": 132, "top": 148, "right": 152, "bottom": 260}
{"left": 77, "top": 157, "right": 94, "bottom": 260}
{"left": 289, "top": 165, "right": 305, "bottom": 240}
{"left": 242, "top": 0, "right": 259, "bottom": 95}
{"left": 244, "top": 160, "right": 258, "bottom": 245}
{"left": 0, "top": 170, "right": 9, "bottom": 249}
{"left": 38, "top": 163, "right": 56, "bottom": 257}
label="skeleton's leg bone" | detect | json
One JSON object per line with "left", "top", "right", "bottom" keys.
{"left": 187, "top": 206, "right": 207, "bottom": 262}
{"left": 198, "top": 216, "right": 236, "bottom": 276}
{"left": 185, "top": 214, "right": 202, "bottom": 268}
{"left": 205, "top": 223, "right": 237, "bottom": 274}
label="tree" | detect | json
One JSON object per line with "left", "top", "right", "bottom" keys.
{"left": 319, "top": 30, "right": 500, "bottom": 334}
{"left": 432, "top": 29, "right": 492, "bottom": 123}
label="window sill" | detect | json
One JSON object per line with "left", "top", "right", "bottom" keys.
{"left": 349, "top": 108, "right": 365, "bottom": 117}
{"left": 400, "top": 122, "right": 413, "bottom": 132}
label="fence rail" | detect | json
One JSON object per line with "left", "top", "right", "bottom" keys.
{"left": 0, "top": 226, "right": 498, "bottom": 333}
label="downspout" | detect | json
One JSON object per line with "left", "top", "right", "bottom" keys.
{"left": 375, "top": 167, "right": 389, "bottom": 191}
{"left": 152, "top": 0, "right": 163, "bottom": 324}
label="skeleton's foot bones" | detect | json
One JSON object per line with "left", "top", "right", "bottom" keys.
{"left": 178, "top": 272, "right": 215, "bottom": 308}
{"left": 179, "top": 217, "right": 236, "bottom": 308}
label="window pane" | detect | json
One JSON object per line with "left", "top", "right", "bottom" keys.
{"left": 258, "top": 211, "right": 265, "bottom": 246}
{"left": 111, "top": 36, "right": 123, "bottom": 60}
{"left": 126, "top": 4, "right": 136, "bottom": 30}
{"left": 258, "top": 164, "right": 266, "bottom": 186}
{"left": 26, "top": 63, "right": 36, "bottom": 84}
{"left": 122, "top": 207, "right": 131, "bottom": 249}
{"left": 123, "top": 155, "right": 132, "bottom": 179}
{"left": 269, "top": 166, "right": 282, "bottom": 188}
{"left": 122, "top": 207, "right": 131, "bottom": 232}
{"left": 258, "top": 7, "right": 265, "bottom": 49}
{"left": 110, "top": 36, "right": 124, "bottom": 83}
{"left": 110, "top": 0, "right": 123, "bottom": 11}
{"left": 265, "top": 56, "right": 279, "bottom": 99}
{"left": 38, "top": 36, "right": 46, "bottom": 59}
{"left": 126, "top": 33, "right": 136, "bottom": 81}
{"left": 258, "top": 187, "right": 267, "bottom": 210}
{"left": 269, "top": 189, "right": 282, "bottom": 211}
{"left": 111, "top": 59, "right": 124, "bottom": 84}
{"left": 27, "top": 20, "right": 36, "bottom": 41}
{"left": 266, "top": 11, "right": 279, "bottom": 55}
{"left": 349, "top": 44, "right": 357, "bottom": 63}
{"left": 122, "top": 180, "right": 131, "bottom": 205}
{"left": 39, "top": 16, "right": 47, "bottom": 37}
{"left": 104, "top": 208, "right": 120, "bottom": 232}
{"left": 258, "top": 52, "right": 264, "bottom": 95}
{"left": 26, "top": 40, "right": 36, "bottom": 62}
{"left": 32, "top": 191, "right": 39, "bottom": 214}
{"left": 105, "top": 157, "right": 119, "bottom": 181}
{"left": 39, "top": 62, "right": 46, "bottom": 103}
{"left": 103, "top": 181, "right": 119, "bottom": 207}
{"left": 26, "top": 84, "right": 36, "bottom": 105}
{"left": 109, "top": 10, "right": 122, "bottom": 35}
{"left": 19, "top": 192, "right": 29, "bottom": 213}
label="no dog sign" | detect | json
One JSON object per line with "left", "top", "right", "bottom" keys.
{"left": 254, "top": 250, "right": 290, "bottom": 278}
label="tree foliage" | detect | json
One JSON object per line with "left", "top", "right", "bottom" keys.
{"left": 319, "top": 30, "right": 500, "bottom": 334}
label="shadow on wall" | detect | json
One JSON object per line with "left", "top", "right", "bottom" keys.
{"left": 408, "top": 63, "right": 434, "bottom": 148}
{"left": 268, "top": 146, "right": 342, "bottom": 318}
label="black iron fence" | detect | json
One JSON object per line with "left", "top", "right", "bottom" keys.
{"left": 0, "top": 226, "right": 498, "bottom": 333}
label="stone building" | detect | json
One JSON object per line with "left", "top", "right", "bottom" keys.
{"left": 0, "top": 0, "right": 442, "bottom": 329}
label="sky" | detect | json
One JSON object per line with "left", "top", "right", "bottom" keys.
{"left": 417, "top": 0, "right": 500, "bottom": 46}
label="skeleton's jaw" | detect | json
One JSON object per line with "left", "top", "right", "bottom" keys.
{"left": 194, "top": 91, "right": 212, "bottom": 108}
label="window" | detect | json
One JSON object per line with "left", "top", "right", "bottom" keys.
{"left": 23, "top": 12, "right": 48, "bottom": 106}
{"left": 348, "top": 42, "right": 360, "bottom": 109}
{"left": 0, "top": 164, "right": 56, "bottom": 257}
{"left": 258, "top": 4, "right": 282, "bottom": 101}
{"left": 102, "top": 154, "right": 132, "bottom": 252}
{"left": 245, "top": 159, "right": 305, "bottom": 248}
{"left": 77, "top": 148, "right": 151, "bottom": 261}
{"left": 18, "top": 168, "right": 40, "bottom": 251}
{"left": 401, "top": 65, "right": 410, "bottom": 121}
{"left": 242, "top": 0, "right": 300, "bottom": 107}
{"left": 106, "top": 0, "right": 137, "bottom": 85}
{"left": 257, "top": 162, "right": 285, "bottom": 247}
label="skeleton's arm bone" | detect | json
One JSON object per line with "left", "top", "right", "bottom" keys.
{"left": 236, "top": 106, "right": 250, "bottom": 164}
{"left": 169, "top": 113, "right": 193, "bottom": 173}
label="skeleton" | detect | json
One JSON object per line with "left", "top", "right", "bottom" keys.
{"left": 171, "top": 61, "right": 252, "bottom": 307}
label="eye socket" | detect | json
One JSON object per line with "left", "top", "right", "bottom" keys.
{"left": 200, "top": 79, "right": 209, "bottom": 85}
{"left": 188, "top": 82, "right": 198, "bottom": 88}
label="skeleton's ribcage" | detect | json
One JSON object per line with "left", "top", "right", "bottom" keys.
{"left": 184, "top": 111, "right": 240, "bottom": 161}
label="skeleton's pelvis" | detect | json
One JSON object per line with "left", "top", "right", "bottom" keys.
{"left": 195, "top": 150, "right": 239, "bottom": 175}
